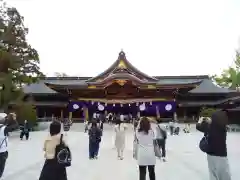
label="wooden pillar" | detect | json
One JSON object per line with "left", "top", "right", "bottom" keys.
{"left": 60, "top": 109, "right": 63, "bottom": 120}
{"left": 44, "top": 111, "right": 46, "bottom": 121}
{"left": 174, "top": 112, "right": 177, "bottom": 121}
{"left": 183, "top": 110, "right": 187, "bottom": 121}
{"left": 69, "top": 112, "right": 72, "bottom": 121}
{"left": 156, "top": 106, "right": 160, "bottom": 119}
{"left": 85, "top": 106, "right": 89, "bottom": 121}
{"left": 137, "top": 111, "right": 140, "bottom": 118}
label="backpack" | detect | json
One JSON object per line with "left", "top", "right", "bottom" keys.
{"left": 55, "top": 134, "right": 72, "bottom": 167}
{"left": 89, "top": 128, "right": 101, "bottom": 143}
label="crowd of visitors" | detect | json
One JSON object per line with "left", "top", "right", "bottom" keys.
{"left": 0, "top": 110, "right": 232, "bottom": 180}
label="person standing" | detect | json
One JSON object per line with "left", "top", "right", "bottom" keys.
{"left": 114, "top": 120, "right": 127, "bottom": 160}
{"left": 155, "top": 120, "right": 167, "bottom": 162}
{"left": 84, "top": 121, "right": 88, "bottom": 133}
{"left": 39, "top": 121, "right": 68, "bottom": 180}
{"left": 88, "top": 121, "right": 102, "bottom": 159}
{"left": 20, "top": 120, "right": 30, "bottom": 140}
{"left": 169, "top": 120, "right": 174, "bottom": 135}
{"left": 196, "top": 111, "right": 232, "bottom": 180}
{"left": 0, "top": 114, "right": 18, "bottom": 178}
{"left": 136, "top": 117, "right": 156, "bottom": 180}
{"left": 63, "top": 119, "right": 71, "bottom": 135}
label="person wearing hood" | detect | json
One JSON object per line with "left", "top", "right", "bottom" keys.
{"left": 196, "top": 111, "right": 232, "bottom": 180}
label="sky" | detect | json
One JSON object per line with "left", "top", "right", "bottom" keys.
{"left": 6, "top": 0, "right": 240, "bottom": 77}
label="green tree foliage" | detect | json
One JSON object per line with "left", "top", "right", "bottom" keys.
{"left": 199, "top": 108, "right": 217, "bottom": 117}
{"left": 14, "top": 102, "right": 37, "bottom": 127}
{"left": 0, "top": 1, "right": 44, "bottom": 110}
{"left": 213, "top": 51, "right": 240, "bottom": 89}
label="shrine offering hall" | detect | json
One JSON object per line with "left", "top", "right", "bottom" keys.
{"left": 22, "top": 51, "right": 239, "bottom": 122}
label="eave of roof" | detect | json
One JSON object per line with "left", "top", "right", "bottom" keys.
{"left": 23, "top": 75, "right": 210, "bottom": 94}
{"left": 188, "top": 79, "right": 236, "bottom": 94}
{"left": 23, "top": 82, "right": 57, "bottom": 94}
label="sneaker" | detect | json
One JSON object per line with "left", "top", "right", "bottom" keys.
{"left": 162, "top": 158, "right": 166, "bottom": 162}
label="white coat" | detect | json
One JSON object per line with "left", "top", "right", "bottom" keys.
{"left": 136, "top": 130, "right": 156, "bottom": 166}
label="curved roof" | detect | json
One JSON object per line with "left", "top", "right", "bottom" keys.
{"left": 87, "top": 51, "right": 158, "bottom": 82}
{"left": 23, "top": 82, "right": 57, "bottom": 94}
{"left": 188, "top": 79, "right": 235, "bottom": 93}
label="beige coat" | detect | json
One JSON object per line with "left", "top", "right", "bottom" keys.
{"left": 43, "top": 134, "right": 65, "bottom": 159}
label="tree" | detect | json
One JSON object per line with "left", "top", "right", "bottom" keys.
{"left": 199, "top": 107, "right": 217, "bottom": 118}
{"left": 54, "top": 72, "right": 68, "bottom": 77}
{"left": 213, "top": 51, "right": 240, "bottom": 90}
{"left": 0, "top": 1, "right": 44, "bottom": 110}
{"left": 14, "top": 101, "right": 37, "bottom": 127}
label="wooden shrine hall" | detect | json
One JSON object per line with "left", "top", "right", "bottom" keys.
{"left": 22, "top": 51, "right": 237, "bottom": 122}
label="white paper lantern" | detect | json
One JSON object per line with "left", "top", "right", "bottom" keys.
{"left": 105, "top": 103, "right": 107, "bottom": 106}
{"left": 98, "top": 104, "right": 104, "bottom": 111}
{"left": 73, "top": 104, "right": 80, "bottom": 110}
{"left": 129, "top": 104, "right": 131, "bottom": 106}
{"left": 113, "top": 104, "right": 115, "bottom": 107}
{"left": 165, "top": 104, "right": 172, "bottom": 111}
{"left": 91, "top": 101, "right": 94, "bottom": 105}
{"left": 120, "top": 104, "right": 123, "bottom": 107}
{"left": 150, "top": 101, "right": 152, "bottom": 105}
{"left": 139, "top": 103, "right": 146, "bottom": 111}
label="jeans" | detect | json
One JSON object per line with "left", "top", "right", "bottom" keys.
{"left": 0, "top": 151, "right": 8, "bottom": 178}
{"left": 156, "top": 139, "right": 166, "bottom": 157}
{"left": 89, "top": 142, "right": 100, "bottom": 158}
{"left": 139, "top": 165, "right": 155, "bottom": 180}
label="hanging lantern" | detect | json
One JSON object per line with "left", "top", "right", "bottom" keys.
{"left": 129, "top": 104, "right": 131, "bottom": 106}
{"left": 98, "top": 102, "right": 100, "bottom": 105}
{"left": 136, "top": 102, "right": 139, "bottom": 106}
{"left": 113, "top": 104, "right": 115, "bottom": 107}
{"left": 91, "top": 101, "right": 94, "bottom": 105}
{"left": 150, "top": 101, "right": 152, "bottom": 105}
{"left": 105, "top": 103, "right": 107, "bottom": 106}
{"left": 120, "top": 104, "right": 123, "bottom": 107}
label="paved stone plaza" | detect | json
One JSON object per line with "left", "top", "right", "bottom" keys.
{"left": 2, "top": 124, "right": 239, "bottom": 180}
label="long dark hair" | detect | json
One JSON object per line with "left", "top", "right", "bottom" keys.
{"left": 91, "top": 120, "right": 98, "bottom": 128}
{"left": 211, "top": 110, "right": 228, "bottom": 127}
{"left": 138, "top": 117, "right": 150, "bottom": 134}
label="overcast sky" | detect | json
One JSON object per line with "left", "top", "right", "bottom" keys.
{"left": 7, "top": 0, "right": 240, "bottom": 77}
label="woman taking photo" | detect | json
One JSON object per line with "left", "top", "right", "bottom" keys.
{"left": 39, "top": 121, "right": 68, "bottom": 180}
{"left": 196, "top": 111, "right": 231, "bottom": 180}
{"left": 136, "top": 117, "right": 156, "bottom": 180}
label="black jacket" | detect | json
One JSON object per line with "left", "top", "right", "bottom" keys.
{"left": 196, "top": 119, "right": 227, "bottom": 157}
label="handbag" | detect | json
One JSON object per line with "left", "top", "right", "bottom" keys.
{"left": 199, "top": 135, "right": 209, "bottom": 153}
{"left": 153, "top": 139, "right": 161, "bottom": 158}
{"left": 152, "top": 129, "right": 162, "bottom": 158}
